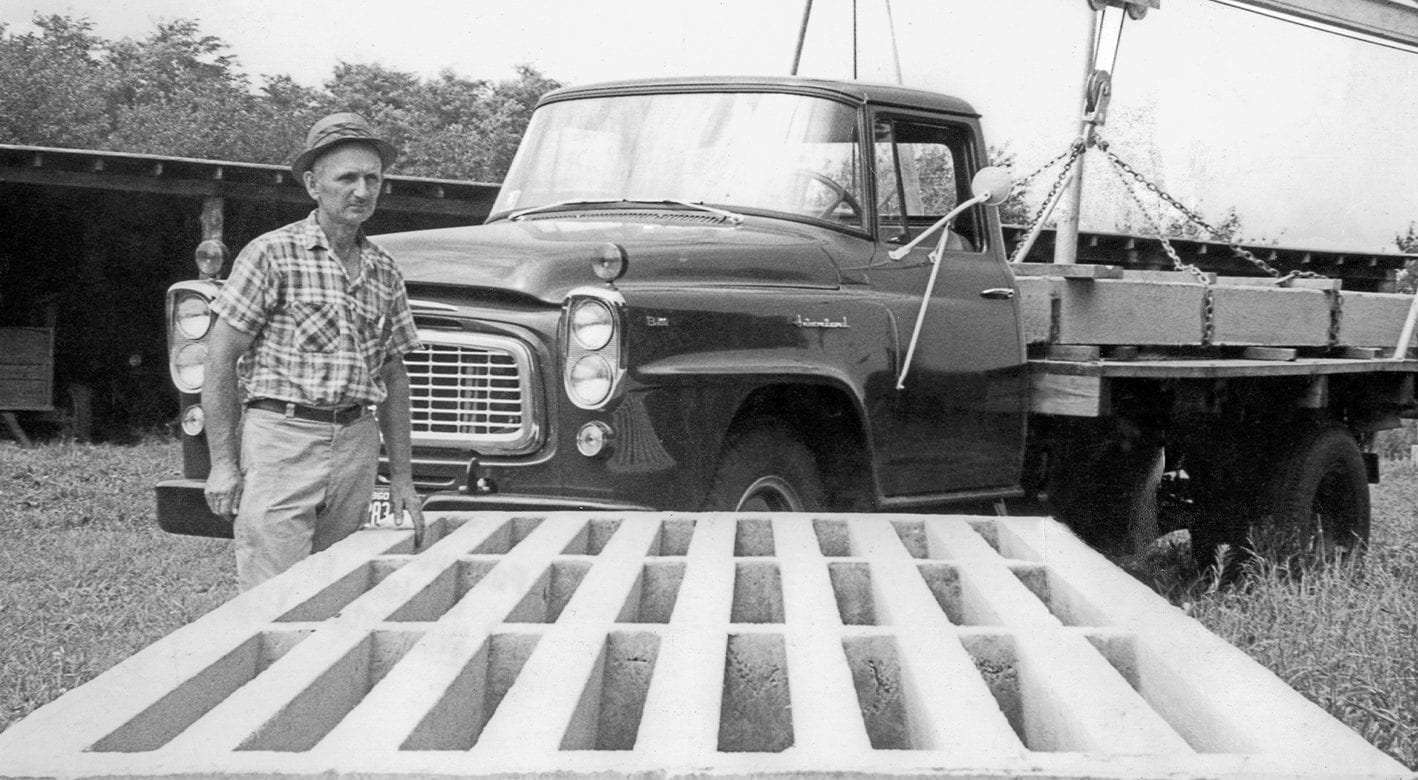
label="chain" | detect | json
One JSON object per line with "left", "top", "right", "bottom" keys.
{"left": 1103, "top": 150, "right": 1216, "bottom": 345}
{"left": 1008, "top": 138, "right": 1087, "bottom": 265}
{"left": 1091, "top": 139, "right": 1326, "bottom": 283}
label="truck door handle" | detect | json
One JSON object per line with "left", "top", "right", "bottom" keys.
{"left": 979, "top": 288, "right": 1014, "bottom": 300}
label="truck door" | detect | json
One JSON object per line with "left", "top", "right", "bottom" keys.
{"left": 865, "top": 114, "right": 1027, "bottom": 499}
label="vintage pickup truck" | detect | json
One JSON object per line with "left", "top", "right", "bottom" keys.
{"left": 158, "top": 75, "right": 1418, "bottom": 564}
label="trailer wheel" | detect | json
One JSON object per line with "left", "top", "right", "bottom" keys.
{"left": 1255, "top": 423, "right": 1370, "bottom": 563}
{"left": 702, "top": 423, "right": 825, "bottom": 512}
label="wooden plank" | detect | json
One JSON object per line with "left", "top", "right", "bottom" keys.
{"left": 1209, "top": 285, "right": 1331, "bottom": 346}
{"left": 1034, "top": 344, "right": 1101, "bottom": 362}
{"left": 1339, "top": 290, "right": 1412, "bottom": 348}
{"left": 1029, "top": 371, "right": 1109, "bottom": 417}
{"left": 1218, "top": 276, "right": 1342, "bottom": 291}
{"left": 1014, "top": 276, "right": 1060, "bottom": 344}
{"left": 0, "top": 327, "right": 51, "bottom": 364}
{"left": 1104, "top": 346, "right": 1140, "bottom": 361}
{"left": 1011, "top": 263, "right": 1123, "bottom": 280}
{"left": 1333, "top": 347, "right": 1381, "bottom": 359}
{"left": 0, "top": 327, "right": 53, "bottom": 411}
{"left": 1120, "top": 269, "right": 1217, "bottom": 284}
{"left": 1052, "top": 279, "right": 1205, "bottom": 346}
{"left": 1031, "top": 356, "right": 1418, "bottom": 380}
{"left": 1241, "top": 346, "right": 1297, "bottom": 361}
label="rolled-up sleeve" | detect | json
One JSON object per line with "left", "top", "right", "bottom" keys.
{"left": 384, "top": 277, "right": 422, "bottom": 360}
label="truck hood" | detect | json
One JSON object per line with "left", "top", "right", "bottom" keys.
{"left": 375, "top": 215, "right": 844, "bottom": 304}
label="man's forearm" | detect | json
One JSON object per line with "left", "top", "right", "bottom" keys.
{"left": 378, "top": 361, "right": 415, "bottom": 479}
{"left": 203, "top": 347, "right": 244, "bottom": 469}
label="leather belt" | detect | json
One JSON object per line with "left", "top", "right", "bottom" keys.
{"left": 247, "top": 398, "right": 369, "bottom": 425}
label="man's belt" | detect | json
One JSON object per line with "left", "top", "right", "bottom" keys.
{"left": 246, "top": 398, "right": 369, "bottom": 425}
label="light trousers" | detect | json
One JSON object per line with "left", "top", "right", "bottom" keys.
{"left": 234, "top": 407, "right": 379, "bottom": 591}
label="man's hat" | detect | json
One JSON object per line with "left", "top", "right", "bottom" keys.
{"left": 291, "top": 112, "right": 399, "bottom": 178}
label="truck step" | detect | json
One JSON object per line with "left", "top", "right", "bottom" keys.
{"left": 0, "top": 512, "right": 1403, "bottom": 778}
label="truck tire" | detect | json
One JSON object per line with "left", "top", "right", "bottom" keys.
{"left": 1256, "top": 423, "right": 1370, "bottom": 563}
{"left": 1045, "top": 422, "right": 1163, "bottom": 556}
{"left": 702, "top": 423, "right": 825, "bottom": 512}
{"left": 1191, "top": 423, "right": 1369, "bottom": 574}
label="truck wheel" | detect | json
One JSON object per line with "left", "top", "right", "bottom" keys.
{"left": 1046, "top": 431, "right": 1163, "bottom": 556}
{"left": 1192, "top": 423, "right": 1370, "bottom": 575}
{"left": 703, "top": 424, "right": 825, "bottom": 512}
{"left": 1255, "top": 423, "right": 1370, "bottom": 564}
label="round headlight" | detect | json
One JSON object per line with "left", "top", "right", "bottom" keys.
{"left": 571, "top": 299, "right": 614, "bottom": 350}
{"left": 174, "top": 293, "right": 213, "bottom": 340}
{"left": 568, "top": 354, "right": 613, "bottom": 406}
{"left": 173, "top": 343, "right": 208, "bottom": 392}
{"left": 180, "top": 405, "right": 205, "bottom": 436}
{"left": 576, "top": 421, "right": 615, "bottom": 458}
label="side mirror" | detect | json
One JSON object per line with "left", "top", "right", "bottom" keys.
{"left": 970, "top": 166, "right": 1014, "bottom": 207}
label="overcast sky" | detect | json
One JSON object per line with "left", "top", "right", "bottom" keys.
{"left": 4, "top": 0, "right": 1417, "bottom": 252}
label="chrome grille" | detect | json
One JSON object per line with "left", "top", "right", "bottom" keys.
{"left": 403, "top": 333, "right": 538, "bottom": 451}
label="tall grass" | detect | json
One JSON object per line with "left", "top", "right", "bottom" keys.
{"left": 1186, "top": 460, "right": 1418, "bottom": 769}
{"left": 0, "top": 436, "right": 235, "bottom": 731}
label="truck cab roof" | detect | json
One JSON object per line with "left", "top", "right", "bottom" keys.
{"left": 540, "top": 75, "right": 981, "bottom": 118}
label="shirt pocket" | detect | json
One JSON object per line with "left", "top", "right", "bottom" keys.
{"left": 348, "top": 295, "right": 387, "bottom": 367}
{"left": 290, "top": 300, "right": 341, "bottom": 353}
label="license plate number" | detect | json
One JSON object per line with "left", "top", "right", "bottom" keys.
{"left": 365, "top": 485, "right": 406, "bottom": 529}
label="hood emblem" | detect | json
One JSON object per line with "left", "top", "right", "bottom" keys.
{"left": 792, "top": 315, "right": 849, "bottom": 329}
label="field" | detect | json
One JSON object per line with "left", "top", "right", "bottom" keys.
{"left": 0, "top": 436, "right": 1414, "bottom": 769}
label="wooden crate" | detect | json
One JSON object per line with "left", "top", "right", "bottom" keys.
{"left": 0, "top": 327, "right": 54, "bottom": 411}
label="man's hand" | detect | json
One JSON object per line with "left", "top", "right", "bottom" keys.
{"left": 205, "top": 461, "right": 244, "bottom": 519}
{"left": 389, "top": 476, "right": 425, "bottom": 548}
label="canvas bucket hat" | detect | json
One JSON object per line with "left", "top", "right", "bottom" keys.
{"left": 291, "top": 112, "right": 399, "bottom": 178}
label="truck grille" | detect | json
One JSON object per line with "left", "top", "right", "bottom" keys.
{"left": 404, "top": 332, "right": 540, "bottom": 452}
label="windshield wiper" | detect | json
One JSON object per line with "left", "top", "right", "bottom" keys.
{"left": 508, "top": 198, "right": 744, "bottom": 225}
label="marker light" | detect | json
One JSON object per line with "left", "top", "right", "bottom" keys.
{"left": 180, "top": 405, "right": 205, "bottom": 436}
{"left": 194, "top": 239, "right": 228, "bottom": 279}
{"left": 591, "top": 242, "right": 628, "bottom": 282}
{"left": 576, "top": 421, "right": 615, "bottom": 458}
{"left": 570, "top": 298, "right": 614, "bottom": 350}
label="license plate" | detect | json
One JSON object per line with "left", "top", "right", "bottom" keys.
{"left": 365, "top": 485, "right": 406, "bottom": 529}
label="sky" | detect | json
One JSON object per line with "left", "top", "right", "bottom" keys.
{"left": 3, "top": 0, "right": 1417, "bottom": 252}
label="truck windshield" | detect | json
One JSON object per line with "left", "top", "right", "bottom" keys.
{"left": 491, "top": 91, "right": 864, "bottom": 227}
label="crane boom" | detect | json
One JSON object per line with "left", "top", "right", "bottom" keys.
{"left": 1222, "top": 0, "right": 1418, "bottom": 49}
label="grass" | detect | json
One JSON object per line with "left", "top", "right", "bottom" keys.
{"left": 0, "top": 437, "right": 1414, "bottom": 770}
{"left": 0, "top": 435, "right": 235, "bottom": 732}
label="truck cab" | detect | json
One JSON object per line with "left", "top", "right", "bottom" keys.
{"left": 387, "top": 76, "right": 1028, "bottom": 514}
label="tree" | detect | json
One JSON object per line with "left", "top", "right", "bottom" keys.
{"left": 1396, "top": 223, "right": 1417, "bottom": 294}
{"left": 0, "top": 15, "right": 114, "bottom": 147}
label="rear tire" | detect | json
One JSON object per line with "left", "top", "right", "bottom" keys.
{"left": 702, "top": 423, "right": 825, "bottom": 512}
{"left": 1254, "top": 423, "right": 1370, "bottom": 564}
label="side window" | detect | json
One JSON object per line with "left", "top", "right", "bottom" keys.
{"left": 873, "top": 117, "right": 980, "bottom": 252}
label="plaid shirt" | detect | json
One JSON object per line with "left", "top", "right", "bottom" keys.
{"left": 211, "top": 212, "right": 421, "bottom": 407}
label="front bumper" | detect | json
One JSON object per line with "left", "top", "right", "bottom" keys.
{"left": 155, "top": 479, "right": 233, "bottom": 538}
{"left": 155, "top": 479, "right": 654, "bottom": 540}
{"left": 421, "top": 490, "right": 654, "bottom": 513}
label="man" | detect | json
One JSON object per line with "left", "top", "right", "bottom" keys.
{"left": 203, "top": 112, "right": 425, "bottom": 591}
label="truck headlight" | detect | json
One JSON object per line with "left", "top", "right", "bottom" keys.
{"left": 173, "top": 292, "right": 214, "bottom": 340}
{"left": 570, "top": 299, "right": 614, "bottom": 350}
{"left": 562, "top": 289, "right": 626, "bottom": 411}
{"left": 172, "top": 343, "right": 208, "bottom": 393}
{"left": 568, "top": 354, "right": 613, "bottom": 406}
{"left": 166, "top": 281, "right": 221, "bottom": 395}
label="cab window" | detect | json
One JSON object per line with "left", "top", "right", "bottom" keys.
{"left": 873, "top": 117, "right": 981, "bottom": 252}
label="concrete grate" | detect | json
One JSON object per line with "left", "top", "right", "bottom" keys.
{"left": 0, "top": 512, "right": 1409, "bottom": 779}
